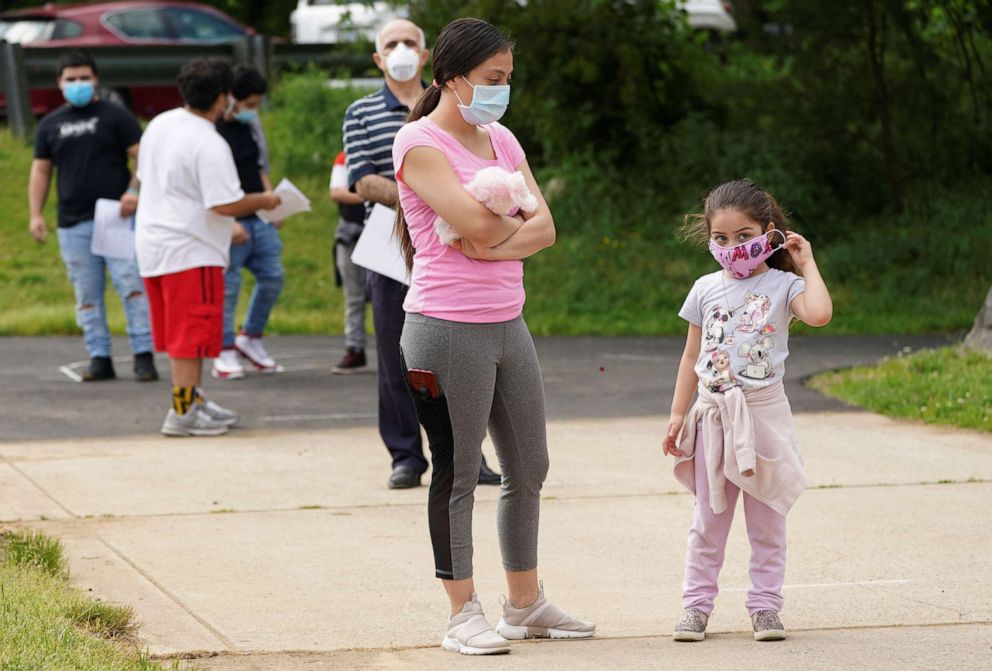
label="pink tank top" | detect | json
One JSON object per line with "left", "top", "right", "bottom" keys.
{"left": 393, "top": 117, "right": 527, "bottom": 323}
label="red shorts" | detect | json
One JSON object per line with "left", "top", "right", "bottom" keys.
{"left": 144, "top": 267, "right": 224, "bottom": 359}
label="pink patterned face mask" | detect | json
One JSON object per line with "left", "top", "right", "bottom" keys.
{"left": 708, "top": 229, "right": 787, "bottom": 279}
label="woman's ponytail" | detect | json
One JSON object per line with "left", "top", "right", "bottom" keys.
{"left": 394, "top": 85, "right": 442, "bottom": 272}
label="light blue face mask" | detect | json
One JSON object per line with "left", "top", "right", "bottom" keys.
{"left": 454, "top": 76, "right": 510, "bottom": 125}
{"left": 63, "top": 81, "right": 95, "bottom": 107}
{"left": 234, "top": 108, "right": 258, "bottom": 124}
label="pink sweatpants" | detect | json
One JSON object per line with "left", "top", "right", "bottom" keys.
{"left": 681, "top": 424, "right": 787, "bottom": 616}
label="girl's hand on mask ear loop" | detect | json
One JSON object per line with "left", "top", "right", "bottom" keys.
{"left": 784, "top": 231, "right": 815, "bottom": 269}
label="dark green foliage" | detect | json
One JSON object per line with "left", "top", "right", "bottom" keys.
{"left": 410, "top": 0, "right": 702, "bottom": 168}
{"left": 264, "top": 67, "right": 374, "bottom": 176}
{"left": 756, "top": 0, "right": 992, "bottom": 212}
{"left": 408, "top": 0, "right": 990, "bottom": 218}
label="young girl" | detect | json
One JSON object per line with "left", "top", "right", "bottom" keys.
{"left": 662, "top": 179, "right": 833, "bottom": 642}
{"left": 392, "top": 17, "right": 594, "bottom": 655}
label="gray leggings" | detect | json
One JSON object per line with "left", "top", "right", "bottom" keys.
{"left": 400, "top": 313, "right": 550, "bottom": 580}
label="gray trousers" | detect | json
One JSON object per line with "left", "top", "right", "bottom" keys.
{"left": 335, "top": 238, "right": 367, "bottom": 350}
{"left": 400, "top": 313, "right": 550, "bottom": 580}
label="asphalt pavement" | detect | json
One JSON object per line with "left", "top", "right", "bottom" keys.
{"left": 0, "top": 333, "right": 954, "bottom": 441}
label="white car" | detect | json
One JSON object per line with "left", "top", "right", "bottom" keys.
{"left": 680, "top": 0, "right": 737, "bottom": 32}
{"left": 290, "top": 1, "right": 406, "bottom": 43}
{"left": 290, "top": 0, "right": 735, "bottom": 44}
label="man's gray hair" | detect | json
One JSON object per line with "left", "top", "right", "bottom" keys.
{"left": 375, "top": 20, "right": 426, "bottom": 54}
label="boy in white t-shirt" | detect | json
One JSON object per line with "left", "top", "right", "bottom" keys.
{"left": 135, "top": 58, "right": 279, "bottom": 437}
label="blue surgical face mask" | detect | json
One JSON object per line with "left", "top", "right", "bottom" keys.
{"left": 234, "top": 108, "right": 258, "bottom": 124}
{"left": 63, "top": 81, "right": 95, "bottom": 107}
{"left": 453, "top": 76, "right": 510, "bottom": 125}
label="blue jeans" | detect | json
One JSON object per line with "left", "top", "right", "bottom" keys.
{"left": 224, "top": 216, "right": 285, "bottom": 348}
{"left": 56, "top": 220, "right": 152, "bottom": 358}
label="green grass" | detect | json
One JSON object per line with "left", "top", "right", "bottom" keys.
{"left": 0, "top": 530, "right": 189, "bottom": 670}
{"left": 808, "top": 346, "right": 992, "bottom": 432}
{"left": 3, "top": 529, "right": 67, "bottom": 577}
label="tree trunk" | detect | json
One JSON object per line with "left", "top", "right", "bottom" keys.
{"left": 865, "top": 1, "right": 906, "bottom": 210}
{"left": 965, "top": 285, "right": 992, "bottom": 353}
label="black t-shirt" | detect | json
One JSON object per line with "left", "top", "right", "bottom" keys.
{"left": 215, "top": 119, "right": 264, "bottom": 195}
{"left": 34, "top": 100, "right": 142, "bottom": 228}
{"left": 340, "top": 201, "right": 366, "bottom": 226}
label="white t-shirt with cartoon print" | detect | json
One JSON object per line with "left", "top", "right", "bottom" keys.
{"left": 679, "top": 268, "right": 806, "bottom": 393}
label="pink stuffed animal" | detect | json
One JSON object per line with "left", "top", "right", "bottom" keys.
{"left": 435, "top": 166, "right": 539, "bottom": 245}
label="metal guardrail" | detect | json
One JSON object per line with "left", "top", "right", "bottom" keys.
{"left": 269, "top": 42, "right": 373, "bottom": 75}
{"left": 0, "top": 35, "right": 375, "bottom": 138}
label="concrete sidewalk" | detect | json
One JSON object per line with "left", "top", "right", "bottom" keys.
{"left": 2, "top": 411, "right": 991, "bottom": 669}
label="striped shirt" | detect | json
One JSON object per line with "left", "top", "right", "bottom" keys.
{"left": 342, "top": 84, "right": 419, "bottom": 222}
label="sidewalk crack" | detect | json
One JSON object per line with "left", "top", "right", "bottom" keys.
{"left": 1, "top": 455, "right": 77, "bottom": 518}
{"left": 96, "top": 533, "right": 237, "bottom": 652}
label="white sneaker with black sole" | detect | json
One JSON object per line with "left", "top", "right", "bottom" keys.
{"left": 161, "top": 404, "right": 229, "bottom": 437}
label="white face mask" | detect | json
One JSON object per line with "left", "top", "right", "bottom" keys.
{"left": 453, "top": 76, "right": 510, "bottom": 126}
{"left": 385, "top": 44, "right": 420, "bottom": 82}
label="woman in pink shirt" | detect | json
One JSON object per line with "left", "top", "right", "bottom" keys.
{"left": 393, "top": 18, "right": 595, "bottom": 656}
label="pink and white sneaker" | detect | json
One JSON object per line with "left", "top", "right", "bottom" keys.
{"left": 495, "top": 582, "right": 595, "bottom": 640}
{"left": 234, "top": 334, "right": 282, "bottom": 373}
{"left": 211, "top": 349, "right": 244, "bottom": 380}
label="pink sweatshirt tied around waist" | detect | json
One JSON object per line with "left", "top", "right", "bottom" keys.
{"left": 673, "top": 382, "right": 807, "bottom": 516}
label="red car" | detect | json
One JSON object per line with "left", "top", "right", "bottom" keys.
{"left": 0, "top": 1, "right": 253, "bottom": 118}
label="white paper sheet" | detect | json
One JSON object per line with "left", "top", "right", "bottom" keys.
{"left": 350, "top": 204, "right": 409, "bottom": 285}
{"left": 257, "top": 177, "right": 311, "bottom": 223}
{"left": 90, "top": 198, "right": 135, "bottom": 260}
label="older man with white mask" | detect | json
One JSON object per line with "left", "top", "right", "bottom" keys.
{"left": 342, "top": 19, "right": 502, "bottom": 489}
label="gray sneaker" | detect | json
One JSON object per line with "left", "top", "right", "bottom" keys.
{"left": 496, "top": 581, "right": 595, "bottom": 640}
{"left": 441, "top": 593, "right": 510, "bottom": 655}
{"left": 751, "top": 609, "right": 786, "bottom": 641}
{"left": 161, "top": 404, "right": 229, "bottom": 437}
{"left": 196, "top": 390, "right": 238, "bottom": 427}
{"left": 673, "top": 609, "right": 708, "bottom": 642}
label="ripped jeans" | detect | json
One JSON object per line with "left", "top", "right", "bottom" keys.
{"left": 56, "top": 219, "right": 152, "bottom": 357}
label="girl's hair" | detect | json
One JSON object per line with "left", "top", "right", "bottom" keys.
{"left": 682, "top": 178, "right": 800, "bottom": 276}
{"left": 394, "top": 18, "right": 515, "bottom": 271}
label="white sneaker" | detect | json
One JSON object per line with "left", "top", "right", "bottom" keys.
{"left": 196, "top": 389, "right": 238, "bottom": 427}
{"left": 235, "top": 334, "right": 281, "bottom": 372}
{"left": 442, "top": 594, "right": 510, "bottom": 655}
{"left": 211, "top": 349, "right": 244, "bottom": 380}
{"left": 496, "top": 582, "right": 595, "bottom": 640}
{"left": 161, "top": 404, "right": 229, "bottom": 437}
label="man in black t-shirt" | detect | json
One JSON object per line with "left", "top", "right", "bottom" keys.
{"left": 210, "top": 66, "right": 286, "bottom": 380}
{"left": 29, "top": 50, "right": 157, "bottom": 383}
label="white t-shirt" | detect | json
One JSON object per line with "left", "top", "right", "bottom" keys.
{"left": 679, "top": 268, "right": 806, "bottom": 393}
{"left": 135, "top": 108, "right": 244, "bottom": 278}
